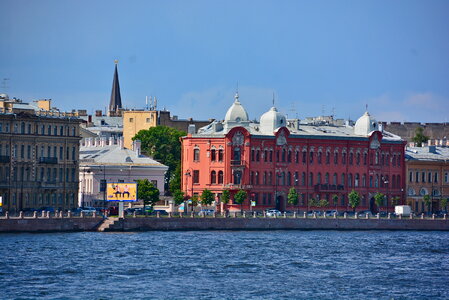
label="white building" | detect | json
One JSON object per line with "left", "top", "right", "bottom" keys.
{"left": 79, "top": 137, "right": 168, "bottom": 208}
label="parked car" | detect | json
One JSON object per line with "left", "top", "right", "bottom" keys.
{"left": 325, "top": 210, "right": 339, "bottom": 217}
{"left": 151, "top": 209, "right": 168, "bottom": 216}
{"left": 81, "top": 207, "right": 97, "bottom": 214}
{"left": 307, "top": 210, "right": 322, "bottom": 217}
{"left": 266, "top": 209, "right": 282, "bottom": 217}
{"left": 358, "top": 210, "right": 374, "bottom": 218}
{"left": 198, "top": 209, "right": 215, "bottom": 216}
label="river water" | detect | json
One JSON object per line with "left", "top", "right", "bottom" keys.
{"left": 1, "top": 231, "right": 448, "bottom": 299}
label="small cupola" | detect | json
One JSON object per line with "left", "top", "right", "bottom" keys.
{"left": 354, "top": 111, "right": 378, "bottom": 136}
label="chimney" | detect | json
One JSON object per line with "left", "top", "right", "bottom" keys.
{"left": 118, "top": 136, "right": 124, "bottom": 149}
{"left": 132, "top": 140, "right": 141, "bottom": 156}
{"left": 188, "top": 124, "right": 196, "bottom": 134}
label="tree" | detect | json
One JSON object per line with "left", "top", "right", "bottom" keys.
{"left": 332, "top": 194, "right": 339, "bottom": 210}
{"left": 137, "top": 179, "right": 160, "bottom": 210}
{"left": 173, "top": 189, "right": 184, "bottom": 206}
{"left": 348, "top": 190, "right": 360, "bottom": 212}
{"left": 412, "top": 127, "right": 429, "bottom": 147}
{"left": 374, "top": 192, "right": 385, "bottom": 212}
{"left": 191, "top": 195, "right": 199, "bottom": 212}
{"left": 319, "top": 199, "right": 329, "bottom": 212}
{"left": 220, "top": 189, "right": 231, "bottom": 215}
{"left": 391, "top": 196, "right": 400, "bottom": 207}
{"left": 441, "top": 198, "right": 448, "bottom": 212}
{"left": 133, "top": 126, "right": 186, "bottom": 194}
{"left": 200, "top": 189, "right": 214, "bottom": 206}
{"left": 234, "top": 189, "right": 247, "bottom": 213}
{"left": 423, "top": 194, "right": 431, "bottom": 215}
{"left": 287, "top": 188, "right": 299, "bottom": 206}
{"left": 308, "top": 198, "right": 318, "bottom": 210}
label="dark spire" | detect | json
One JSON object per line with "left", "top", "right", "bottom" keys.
{"left": 109, "top": 60, "right": 122, "bottom": 114}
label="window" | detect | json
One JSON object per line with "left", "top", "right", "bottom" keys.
{"left": 218, "top": 171, "right": 223, "bottom": 184}
{"left": 349, "top": 153, "right": 353, "bottom": 165}
{"left": 428, "top": 172, "right": 432, "bottom": 183}
{"left": 20, "top": 145, "right": 24, "bottom": 159}
{"left": 302, "top": 151, "right": 306, "bottom": 163}
{"left": 263, "top": 172, "right": 267, "bottom": 185}
{"left": 233, "top": 170, "right": 242, "bottom": 184}
{"left": 129, "top": 118, "right": 134, "bottom": 123}
{"left": 317, "top": 173, "right": 322, "bottom": 184}
{"left": 333, "top": 173, "right": 337, "bottom": 185}
{"left": 342, "top": 174, "right": 346, "bottom": 186}
{"left": 318, "top": 152, "right": 322, "bottom": 164}
{"left": 193, "top": 148, "right": 200, "bottom": 161}
{"left": 409, "top": 171, "right": 413, "bottom": 183}
{"left": 256, "top": 150, "right": 260, "bottom": 162}
{"left": 60, "top": 147, "right": 63, "bottom": 159}
{"left": 146, "top": 118, "right": 151, "bottom": 123}
{"left": 218, "top": 149, "right": 224, "bottom": 161}
{"left": 309, "top": 151, "right": 314, "bottom": 164}
{"left": 362, "top": 174, "right": 366, "bottom": 187}
{"left": 295, "top": 151, "right": 299, "bottom": 163}
{"left": 287, "top": 150, "right": 291, "bottom": 163}
{"left": 251, "top": 149, "right": 255, "bottom": 161}
{"left": 325, "top": 173, "right": 329, "bottom": 184}
{"left": 434, "top": 172, "right": 438, "bottom": 183}
{"left": 72, "top": 147, "right": 76, "bottom": 160}
{"left": 356, "top": 153, "right": 360, "bottom": 165}
{"left": 48, "top": 125, "right": 51, "bottom": 135}
{"left": 422, "top": 172, "right": 425, "bottom": 183}
{"left": 193, "top": 170, "right": 199, "bottom": 184}
{"left": 416, "top": 171, "right": 419, "bottom": 183}
{"left": 211, "top": 171, "right": 216, "bottom": 184}
{"left": 302, "top": 172, "right": 306, "bottom": 186}
{"left": 348, "top": 174, "right": 352, "bottom": 187}
{"left": 295, "top": 172, "right": 299, "bottom": 186}
{"left": 255, "top": 172, "right": 259, "bottom": 185}
{"left": 211, "top": 149, "right": 216, "bottom": 161}
{"left": 287, "top": 172, "right": 291, "bottom": 186}
{"left": 334, "top": 152, "right": 338, "bottom": 165}
{"left": 233, "top": 147, "right": 241, "bottom": 162}
{"left": 326, "top": 152, "right": 330, "bottom": 165}
{"left": 342, "top": 152, "right": 346, "bottom": 164}
{"left": 264, "top": 150, "right": 268, "bottom": 162}
{"left": 445, "top": 172, "right": 449, "bottom": 183}
{"left": 309, "top": 172, "right": 313, "bottom": 186}
{"left": 269, "top": 150, "right": 273, "bottom": 162}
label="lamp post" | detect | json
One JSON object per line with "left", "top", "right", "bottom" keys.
{"left": 382, "top": 176, "right": 388, "bottom": 213}
{"left": 185, "top": 170, "right": 191, "bottom": 214}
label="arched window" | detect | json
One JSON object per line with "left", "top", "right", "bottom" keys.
{"left": 342, "top": 152, "right": 347, "bottom": 164}
{"left": 218, "top": 171, "right": 224, "bottom": 184}
{"left": 193, "top": 148, "right": 200, "bottom": 161}
{"left": 218, "top": 149, "right": 224, "bottom": 161}
{"left": 375, "top": 175, "right": 379, "bottom": 188}
{"left": 302, "top": 172, "right": 306, "bottom": 186}
{"left": 318, "top": 152, "right": 322, "bottom": 164}
{"left": 282, "top": 149, "right": 286, "bottom": 162}
{"left": 210, "top": 171, "right": 216, "bottom": 184}
{"left": 326, "top": 152, "right": 330, "bottom": 164}
{"left": 302, "top": 150, "right": 307, "bottom": 163}
{"left": 397, "top": 175, "right": 400, "bottom": 188}
{"left": 317, "top": 173, "right": 322, "bottom": 184}
{"left": 309, "top": 151, "right": 314, "bottom": 164}
{"left": 211, "top": 149, "right": 216, "bottom": 161}
{"left": 294, "top": 172, "right": 299, "bottom": 186}
{"left": 375, "top": 152, "right": 379, "bottom": 165}
{"left": 287, "top": 172, "right": 291, "bottom": 186}
{"left": 309, "top": 172, "right": 314, "bottom": 186}
{"left": 348, "top": 173, "right": 352, "bottom": 187}
{"left": 356, "top": 153, "right": 360, "bottom": 165}
{"left": 392, "top": 175, "right": 396, "bottom": 188}
{"left": 233, "top": 170, "right": 242, "bottom": 184}
{"left": 349, "top": 152, "right": 353, "bottom": 165}
{"left": 264, "top": 150, "right": 268, "bottom": 162}
{"left": 256, "top": 150, "right": 260, "bottom": 162}
{"left": 263, "top": 172, "right": 267, "bottom": 185}
{"left": 362, "top": 174, "right": 366, "bottom": 187}
{"left": 295, "top": 151, "right": 299, "bottom": 163}
{"left": 255, "top": 172, "right": 259, "bottom": 185}
{"left": 268, "top": 172, "right": 272, "bottom": 185}
{"left": 341, "top": 173, "right": 346, "bottom": 186}
{"left": 364, "top": 153, "right": 367, "bottom": 165}
{"left": 325, "top": 173, "right": 329, "bottom": 184}
{"left": 334, "top": 152, "right": 339, "bottom": 164}
{"left": 355, "top": 174, "right": 360, "bottom": 187}
{"left": 250, "top": 171, "right": 254, "bottom": 185}
{"left": 333, "top": 173, "right": 338, "bottom": 185}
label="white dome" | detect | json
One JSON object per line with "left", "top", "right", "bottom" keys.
{"left": 260, "top": 106, "right": 286, "bottom": 134}
{"left": 0, "top": 93, "right": 9, "bottom": 100}
{"left": 354, "top": 111, "right": 378, "bottom": 136}
{"left": 224, "top": 93, "right": 249, "bottom": 122}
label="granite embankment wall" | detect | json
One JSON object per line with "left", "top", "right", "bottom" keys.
{"left": 0, "top": 217, "right": 103, "bottom": 233}
{"left": 1, "top": 216, "right": 449, "bottom": 232}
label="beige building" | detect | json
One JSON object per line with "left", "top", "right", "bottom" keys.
{"left": 405, "top": 146, "right": 449, "bottom": 214}
{"left": 0, "top": 93, "right": 81, "bottom": 213}
{"left": 123, "top": 110, "right": 212, "bottom": 149}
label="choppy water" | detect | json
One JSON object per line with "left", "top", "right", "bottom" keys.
{"left": 0, "top": 231, "right": 448, "bottom": 299}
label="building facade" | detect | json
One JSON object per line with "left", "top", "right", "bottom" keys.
{"left": 405, "top": 146, "right": 449, "bottom": 214}
{"left": 181, "top": 94, "right": 406, "bottom": 212}
{"left": 79, "top": 137, "right": 168, "bottom": 208}
{"left": 0, "top": 94, "right": 81, "bottom": 212}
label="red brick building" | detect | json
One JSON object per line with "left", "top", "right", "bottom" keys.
{"left": 181, "top": 94, "right": 406, "bottom": 212}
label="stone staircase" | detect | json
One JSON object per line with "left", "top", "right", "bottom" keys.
{"left": 97, "top": 217, "right": 122, "bottom": 232}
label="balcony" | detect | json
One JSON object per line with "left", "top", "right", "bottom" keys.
{"left": 39, "top": 157, "right": 58, "bottom": 164}
{"left": 314, "top": 184, "right": 344, "bottom": 192}
{"left": 231, "top": 160, "right": 245, "bottom": 167}
{"left": 0, "top": 155, "right": 10, "bottom": 163}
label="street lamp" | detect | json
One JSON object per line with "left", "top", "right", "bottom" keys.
{"left": 184, "top": 170, "right": 192, "bottom": 213}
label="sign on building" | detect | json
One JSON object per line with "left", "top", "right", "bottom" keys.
{"left": 107, "top": 183, "right": 137, "bottom": 202}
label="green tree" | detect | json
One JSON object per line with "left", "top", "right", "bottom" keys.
{"left": 287, "top": 188, "right": 299, "bottom": 206}
{"left": 137, "top": 179, "right": 160, "bottom": 211}
{"left": 348, "top": 190, "right": 361, "bottom": 212}
{"left": 440, "top": 198, "right": 448, "bottom": 212}
{"left": 191, "top": 195, "right": 199, "bottom": 212}
{"left": 319, "top": 199, "right": 329, "bottom": 208}
{"left": 220, "top": 189, "right": 231, "bottom": 215}
{"left": 173, "top": 189, "right": 185, "bottom": 206}
{"left": 332, "top": 194, "right": 339, "bottom": 209}
{"left": 234, "top": 189, "right": 247, "bottom": 213}
{"left": 412, "top": 127, "right": 429, "bottom": 147}
{"left": 374, "top": 192, "right": 385, "bottom": 212}
{"left": 200, "top": 189, "right": 214, "bottom": 206}
{"left": 423, "top": 194, "right": 431, "bottom": 215}
{"left": 308, "top": 198, "right": 318, "bottom": 209}
{"left": 133, "top": 126, "right": 186, "bottom": 193}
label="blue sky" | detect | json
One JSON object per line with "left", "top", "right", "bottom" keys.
{"left": 1, "top": 0, "right": 448, "bottom": 123}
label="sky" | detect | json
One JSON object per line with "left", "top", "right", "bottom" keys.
{"left": 1, "top": 0, "right": 449, "bottom": 123}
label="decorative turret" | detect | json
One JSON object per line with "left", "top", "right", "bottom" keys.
{"left": 259, "top": 106, "right": 287, "bottom": 134}
{"left": 223, "top": 93, "right": 250, "bottom": 132}
{"left": 354, "top": 111, "right": 378, "bottom": 136}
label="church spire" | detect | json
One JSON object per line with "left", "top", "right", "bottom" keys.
{"left": 109, "top": 60, "right": 122, "bottom": 116}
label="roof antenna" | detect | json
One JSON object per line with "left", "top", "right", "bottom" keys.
{"left": 272, "top": 92, "right": 275, "bottom": 107}
{"left": 365, "top": 104, "right": 368, "bottom": 112}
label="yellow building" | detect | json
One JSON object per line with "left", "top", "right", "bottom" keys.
{"left": 123, "top": 110, "right": 158, "bottom": 149}
{"left": 405, "top": 146, "right": 449, "bottom": 214}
